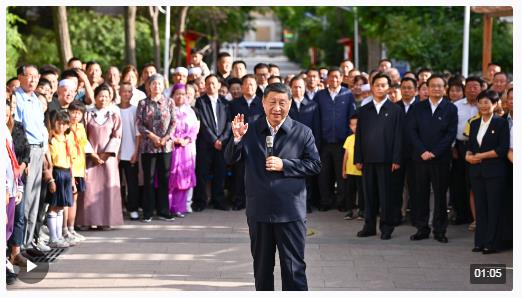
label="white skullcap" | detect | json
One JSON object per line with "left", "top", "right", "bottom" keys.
{"left": 58, "top": 79, "right": 77, "bottom": 90}
{"left": 188, "top": 67, "right": 202, "bottom": 76}
{"left": 174, "top": 67, "right": 188, "bottom": 76}
{"left": 361, "top": 84, "right": 370, "bottom": 92}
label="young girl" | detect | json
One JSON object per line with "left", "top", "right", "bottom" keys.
{"left": 47, "top": 110, "right": 77, "bottom": 248}
{"left": 77, "top": 83, "right": 123, "bottom": 229}
{"left": 64, "top": 101, "right": 88, "bottom": 241}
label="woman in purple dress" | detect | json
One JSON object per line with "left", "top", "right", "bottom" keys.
{"left": 77, "top": 83, "right": 123, "bottom": 229}
{"left": 168, "top": 84, "right": 199, "bottom": 217}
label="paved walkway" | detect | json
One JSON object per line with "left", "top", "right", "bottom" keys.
{"left": 9, "top": 209, "right": 512, "bottom": 291}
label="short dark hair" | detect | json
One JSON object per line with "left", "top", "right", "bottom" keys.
{"left": 40, "top": 65, "right": 60, "bottom": 77}
{"left": 371, "top": 72, "right": 391, "bottom": 86}
{"left": 241, "top": 74, "right": 256, "bottom": 84}
{"left": 477, "top": 90, "right": 500, "bottom": 104}
{"left": 17, "top": 64, "right": 38, "bottom": 76}
{"left": 68, "top": 100, "right": 86, "bottom": 114}
{"left": 306, "top": 68, "right": 319, "bottom": 75}
{"left": 379, "top": 58, "right": 392, "bottom": 65}
{"left": 141, "top": 63, "right": 156, "bottom": 72}
{"left": 86, "top": 61, "right": 100, "bottom": 71}
{"left": 349, "top": 114, "right": 358, "bottom": 121}
{"left": 218, "top": 77, "right": 229, "bottom": 88}
{"left": 60, "top": 69, "right": 80, "bottom": 80}
{"left": 268, "top": 75, "right": 282, "bottom": 83}
{"left": 51, "top": 110, "right": 71, "bottom": 125}
{"left": 7, "top": 77, "right": 18, "bottom": 85}
{"left": 289, "top": 76, "right": 305, "bottom": 87}
{"left": 426, "top": 74, "right": 446, "bottom": 87}
{"left": 254, "top": 63, "right": 269, "bottom": 73}
{"left": 205, "top": 73, "right": 219, "bottom": 83}
{"left": 268, "top": 63, "right": 280, "bottom": 70}
{"left": 417, "top": 68, "right": 432, "bottom": 76}
{"left": 217, "top": 52, "right": 231, "bottom": 60}
{"left": 228, "top": 77, "right": 242, "bottom": 86}
{"left": 37, "top": 78, "right": 51, "bottom": 88}
{"left": 340, "top": 58, "right": 353, "bottom": 64}
{"left": 327, "top": 67, "right": 341, "bottom": 77}
{"left": 403, "top": 71, "right": 418, "bottom": 80}
{"left": 67, "top": 57, "right": 81, "bottom": 65}
{"left": 465, "top": 76, "right": 483, "bottom": 86}
{"left": 94, "top": 83, "right": 111, "bottom": 98}
{"left": 493, "top": 71, "right": 508, "bottom": 80}
{"left": 232, "top": 60, "right": 247, "bottom": 69}
{"left": 353, "top": 75, "right": 368, "bottom": 85}
{"left": 400, "top": 77, "right": 417, "bottom": 88}
{"left": 263, "top": 83, "right": 291, "bottom": 100}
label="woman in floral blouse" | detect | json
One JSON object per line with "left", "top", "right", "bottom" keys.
{"left": 136, "top": 73, "right": 176, "bottom": 222}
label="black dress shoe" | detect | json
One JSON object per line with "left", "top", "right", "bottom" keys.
{"left": 337, "top": 207, "right": 348, "bottom": 212}
{"left": 472, "top": 246, "right": 483, "bottom": 253}
{"left": 306, "top": 205, "right": 312, "bottom": 213}
{"left": 357, "top": 229, "right": 377, "bottom": 237}
{"left": 318, "top": 205, "right": 330, "bottom": 212}
{"left": 214, "top": 204, "right": 231, "bottom": 211}
{"left": 434, "top": 235, "right": 448, "bottom": 243}
{"left": 232, "top": 203, "right": 245, "bottom": 211}
{"left": 380, "top": 233, "right": 391, "bottom": 240}
{"left": 482, "top": 248, "right": 497, "bottom": 254}
{"left": 193, "top": 205, "right": 205, "bottom": 212}
{"left": 410, "top": 232, "right": 430, "bottom": 241}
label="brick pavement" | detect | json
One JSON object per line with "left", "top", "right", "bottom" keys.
{"left": 8, "top": 209, "right": 513, "bottom": 291}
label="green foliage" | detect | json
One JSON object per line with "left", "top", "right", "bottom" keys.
{"left": 18, "top": 8, "right": 154, "bottom": 72}
{"left": 6, "top": 8, "right": 27, "bottom": 78}
{"left": 276, "top": 7, "right": 512, "bottom": 74}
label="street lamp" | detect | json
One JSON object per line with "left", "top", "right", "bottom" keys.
{"left": 158, "top": 6, "right": 171, "bottom": 80}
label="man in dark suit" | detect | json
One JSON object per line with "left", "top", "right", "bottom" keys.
{"left": 314, "top": 67, "right": 356, "bottom": 211}
{"left": 394, "top": 77, "right": 419, "bottom": 224}
{"left": 193, "top": 74, "right": 232, "bottom": 211}
{"left": 409, "top": 74, "right": 458, "bottom": 243}
{"left": 225, "top": 83, "right": 321, "bottom": 291}
{"left": 354, "top": 73, "right": 403, "bottom": 239}
{"left": 228, "top": 74, "right": 265, "bottom": 210}
{"left": 288, "top": 76, "right": 321, "bottom": 212}
{"left": 254, "top": 63, "right": 270, "bottom": 99}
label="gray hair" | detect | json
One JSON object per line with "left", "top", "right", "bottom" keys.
{"left": 148, "top": 73, "right": 165, "bottom": 85}
{"left": 263, "top": 83, "right": 291, "bottom": 101}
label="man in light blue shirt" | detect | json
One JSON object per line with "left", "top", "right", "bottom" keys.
{"left": 14, "top": 64, "right": 47, "bottom": 250}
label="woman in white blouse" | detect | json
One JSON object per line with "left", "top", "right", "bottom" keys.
{"left": 465, "top": 90, "right": 510, "bottom": 254}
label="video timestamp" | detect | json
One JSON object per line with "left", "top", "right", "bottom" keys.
{"left": 470, "top": 264, "right": 506, "bottom": 284}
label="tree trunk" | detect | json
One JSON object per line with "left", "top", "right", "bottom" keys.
{"left": 53, "top": 6, "right": 73, "bottom": 69}
{"left": 366, "top": 36, "right": 382, "bottom": 71}
{"left": 125, "top": 6, "right": 137, "bottom": 66}
{"left": 148, "top": 6, "right": 161, "bottom": 70}
{"left": 172, "top": 6, "right": 189, "bottom": 67}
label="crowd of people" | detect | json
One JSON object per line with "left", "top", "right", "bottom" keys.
{"left": 4, "top": 51, "right": 513, "bottom": 285}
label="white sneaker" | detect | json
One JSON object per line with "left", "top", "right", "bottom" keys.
{"left": 33, "top": 240, "right": 51, "bottom": 252}
{"left": 48, "top": 239, "right": 70, "bottom": 248}
{"left": 62, "top": 235, "right": 79, "bottom": 246}
{"left": 41, "top": 225, "right": 49, "bottom": 236}
{"left": 39, "top": 232, "right": 50, "bottom": 242}
{"left": 70, "top": 230, "right": 86, "bottom": 241}
{"left": 129, "top": 211, "right": 139, "bottom": 220}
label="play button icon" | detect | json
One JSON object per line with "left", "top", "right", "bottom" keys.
{"left": 15, "top": 259, "right": 49, "bottom": 284}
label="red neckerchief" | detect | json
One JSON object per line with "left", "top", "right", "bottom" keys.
{"left": 6, "top": 139, "right": 21, "bottom": 179}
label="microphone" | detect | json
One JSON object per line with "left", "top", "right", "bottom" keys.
{"left": 266, "top": 135, "right": 274, "bottom": 157}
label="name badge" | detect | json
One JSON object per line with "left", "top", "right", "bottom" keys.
{"left": 438, "top": 116, "right": 442, "bottom": 120}
{"left": 385, "top": 113, "right": 389, "bottom": 117}
{"left": 491, "top": 130, "right": 495, "bottom": 134}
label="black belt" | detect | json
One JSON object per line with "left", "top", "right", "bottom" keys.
{"left": 29, "top": 143, "right": 44, "bottom": 148}
{"left": 456, "top": 140, "right": 468, "bottom": 145}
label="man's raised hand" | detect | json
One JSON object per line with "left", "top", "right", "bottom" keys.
{"left": 232, "top": 114, "right": 249, "bottom": 140}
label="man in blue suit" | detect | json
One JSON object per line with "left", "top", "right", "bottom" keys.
{"left": 289, "top": 76, "right": 321, "bottom": 212}
{"left": 314, "top": 68, "right": 356, "bottom": 211}
{"left": 228, "top": 74, "right": 265, "bottom": 210}
{"left": 409, "top": 74, "right": 458, "bottom": 243}
{"left": 225, "top": 83, "right": 321, "bottom": 291}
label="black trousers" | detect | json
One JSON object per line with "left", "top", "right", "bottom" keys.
{"left": 344, "top": 174, "right": 363, "bottom": 211}
{"left": 247, "top": 218, "right": 308, "bottom": 291}
{"left": 412, "top": 161, "right": 450, "bottom": 235}
{"left": 449, "top": 141, "right": 472, "bottom": 223}
{"left": 470, "top": 176, "right": 505, "bottom": 249}
{"left": 318, "top": 143, "right": 345, "bottom": 208}
{"left": 193, "top": 144, "right": 227, "bottom": 208}
{"left": 361, "top": 163, "right": 398, "bottom": 234}
{"left": 141, "top": 153, "right": 171, "bottom": 218}
{"left": 119, "top": 160, "right": 141, "bottom": 213}
{"left": 392, "top": 158, "right": 415, "bottom": 224}
{"left": 306, "top": 175, "right": 320, "bottom": 209}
